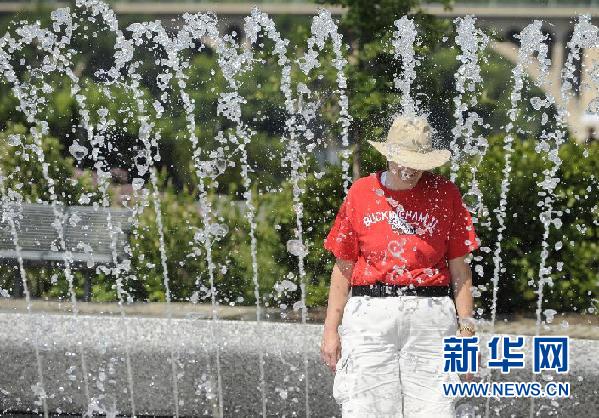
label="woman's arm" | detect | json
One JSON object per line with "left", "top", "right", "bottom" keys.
{"left": 448, "top": 254, "right": 475, "bottom": 336}
{"left": 449, "top": 253, "right": 479, "bottom": 382}
{"left": 321, "top": 258, "right": 355, "bottom": 372}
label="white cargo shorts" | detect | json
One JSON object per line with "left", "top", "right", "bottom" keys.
{"left": 332, "top": 295, "right": 461, "bottom": 417}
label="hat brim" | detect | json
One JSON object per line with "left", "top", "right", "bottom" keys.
{"left": 367, "top": 140, "right": 451, "bottom": 170}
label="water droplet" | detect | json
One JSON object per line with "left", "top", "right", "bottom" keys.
{"left": 7, "top": 134, "right": 21, "bottom": 146}
{"left": 286, "top": 240, "right": 306, "bottom": 257}
{"left": 132, "top": 178, "right": 144, "bottom": 190}
{"left": 543, "top": 309, "right": 557, "bottom": 323}
{"left": 209, "top": 223, "right": 228, "bottom": 239}
{"left": 455, "top": 402, "right": 475, "bottom": 418}
{"left": 69, "top": 142, "right": 88, "bottom": 161}
{"left": 274, "top": 279, "right": 297, "bottom": 293}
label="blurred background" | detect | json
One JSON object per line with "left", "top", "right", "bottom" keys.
{"left": 0, "top": 0, "right": 596, "bottom": 326}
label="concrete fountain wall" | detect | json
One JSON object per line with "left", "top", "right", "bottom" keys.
{"left": 0, "top": 312, "right": 597, "bottom": 417}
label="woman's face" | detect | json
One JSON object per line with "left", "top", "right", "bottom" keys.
{"left": 388, "top": 161, "right": 423, "bottom": 182}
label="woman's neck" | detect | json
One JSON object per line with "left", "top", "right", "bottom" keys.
{"left": 384, "top": 169, "right": 422, "bottom": 191}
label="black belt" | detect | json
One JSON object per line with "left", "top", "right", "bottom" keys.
{"left": 351, "top": 283, "right": 452, "bottom": 298}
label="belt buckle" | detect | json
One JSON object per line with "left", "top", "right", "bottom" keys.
{"left": 374, "top": 281, "right": 383, "bottom": 297}
{"left": 381, "top": 282, "right": 393, "bottom": 297}
{"left": 386, "top": 284, "right": 394, "bottom": 296}
{"left": 396, "top": 286, "right": 406, "bottom": 297}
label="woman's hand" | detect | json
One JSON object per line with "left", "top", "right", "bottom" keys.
{"left": 320, "top": 327, "right": 341, "bottom": 373}
{"left": 321, "top": 259, "right": 352, "bottom": 374}
{"left": 458, "top": 328, "right": 479, "bottom": 382}
{"left": 449, "top": 254, "right": 478, "bottom": 382}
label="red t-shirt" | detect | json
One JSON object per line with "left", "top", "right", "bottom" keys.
{"left": 323, "top": 170, "right": 480, "bottom": 286}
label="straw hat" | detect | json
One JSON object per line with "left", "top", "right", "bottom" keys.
{"left": 367, "top": 114, "right": 451, "bottom": 170}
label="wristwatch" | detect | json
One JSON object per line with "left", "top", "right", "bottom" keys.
{"left": 458, "top": 324, "right": 476, "bottom": 334}
{"left": 458, "top": 317, "right": 476, "bottom": 334}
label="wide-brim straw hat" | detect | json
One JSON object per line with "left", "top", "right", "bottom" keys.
{"left": 367, "top": 114, "right": 451, "bottom": 170}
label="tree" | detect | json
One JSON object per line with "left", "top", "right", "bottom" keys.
{"left": 317, "top": 0, "right": 452, "bottom": 178}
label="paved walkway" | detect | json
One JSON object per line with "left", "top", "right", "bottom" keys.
{"left": 1, "top": 298, "right": 597, "bottom": 339}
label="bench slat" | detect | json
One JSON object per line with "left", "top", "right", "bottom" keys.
{"left": 0, "top": 203, "right": 133, "bottom": 264}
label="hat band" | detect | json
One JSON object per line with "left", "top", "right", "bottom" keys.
{"left": 382, "top": 142, "right": 434, "bottom": 153}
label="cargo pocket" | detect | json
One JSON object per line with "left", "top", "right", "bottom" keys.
{"left": 441, "top": 297, "right": 459, "bottom": 334}
{"left": 332, "top": 351, "right": 352, "bottom": 405}
{"left": 441, "top": 364, "right": 462, "bottom": 389}
{"left": 448, "top": 369, "right": 461, "bottom": 384}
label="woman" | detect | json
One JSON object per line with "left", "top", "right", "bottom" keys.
{"left": 320, "top": 114, "right": 480, "bottom": 417}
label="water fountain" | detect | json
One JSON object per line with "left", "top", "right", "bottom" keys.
{"left": 0, "top": 1, "right": 597, "bottom": 417}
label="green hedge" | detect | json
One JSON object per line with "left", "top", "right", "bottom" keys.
{"left": 0, "top": 123, "right": 597, "bottom": 315}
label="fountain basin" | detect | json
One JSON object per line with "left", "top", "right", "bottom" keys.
{"left": 0, "top": 312, "right": 597, "bottom": 416}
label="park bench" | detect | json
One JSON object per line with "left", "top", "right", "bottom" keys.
{"left": 0, "top": 203, "right": 132, "bottom": 301}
